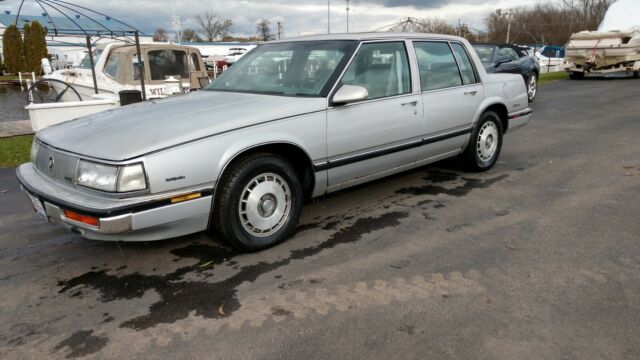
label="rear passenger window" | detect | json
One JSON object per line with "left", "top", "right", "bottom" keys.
{"left": 413, "top": 42, "right": 462, "bottom": 91}
{"left": 341, "top": 42, "right": 411, "bottom": 100}
{"left": 450, "top": 43, "right": 477, "bottom": 84}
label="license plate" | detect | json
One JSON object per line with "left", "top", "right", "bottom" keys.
{"left": 26, "top": 192, "right": 48, "bottom": 220}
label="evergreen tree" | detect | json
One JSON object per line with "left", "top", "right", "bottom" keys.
{"left": 2, "top": 25, "right": 26, "bottom": 74}
{"left": 23, "top": 21, "right": 48, "bottom": 74}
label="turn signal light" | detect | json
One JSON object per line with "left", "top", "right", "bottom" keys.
{"left": 170, "top": 192, "right": 202, "bottom": 204}
{"left": 64, "top": 210, "right": 99, "bottom": 227}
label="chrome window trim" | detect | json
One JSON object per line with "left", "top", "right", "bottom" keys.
{"left": 448, "top": 41, "right": 481, "bottom": 85}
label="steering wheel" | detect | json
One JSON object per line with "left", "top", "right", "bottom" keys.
{"left": 27, "top": 79, "right": 83, "bottom": 104}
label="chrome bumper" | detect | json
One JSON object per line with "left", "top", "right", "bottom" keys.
{"left": 16, "top": 163, "right": 213, "bottom": 241}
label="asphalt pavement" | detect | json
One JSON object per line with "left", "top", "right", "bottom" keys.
{"left": 1, "top": 77, "right": 639, "bottom": 359}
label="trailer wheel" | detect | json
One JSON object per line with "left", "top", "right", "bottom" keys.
{"left": 569, "top": 72, "right": 584, "bottom": 80}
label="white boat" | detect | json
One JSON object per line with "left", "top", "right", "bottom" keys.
{"left": 43, "top": 42, "right": 209, "bottom": 101}
{"left": 565, "top": 0, "right": 640, "bottom": 78}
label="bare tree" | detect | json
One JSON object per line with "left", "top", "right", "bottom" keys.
{"left": 195, "top": 11, "right": 233, "bottom": 41}
{"left": 180, "top": 29, "right": 203, "bottom": 43}
{"left": 153, "top": 28, "right": 168, "bottom": 42}
{"left": 484, "top": 0, "right": 612, "bottom": 45}
{"left": 256, "top": 19, "right": 273, "bottom": 41}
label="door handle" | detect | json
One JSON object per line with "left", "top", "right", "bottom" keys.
{"left": 464, "top": 91, "right": 478, "bottom": 96}
{"left": 401, "top": 101, "right": 418, "bottom": 106}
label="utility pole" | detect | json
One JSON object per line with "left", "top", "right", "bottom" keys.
{"left": 277, "top": 21, "right": 283, "bottom": 40}
{"left": 346, "top": 0, "right": 350, "bottom": 33}
{"left": 505, "top": 11, "right": 512, "bottom": 43}
{"left": 327, "top": 0, "right": 330, "bottom": 34}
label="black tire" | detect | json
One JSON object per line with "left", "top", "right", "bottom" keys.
{"left": 459, "top": 111, "right": 504, "bottom": 172}
{"left": 526, "top": 73, "right": 538, "bottom": 103}
{"left": 633, "top": 71, "right": 639, "bottom": 79}
{"left": 569, "top": 71, "right": 584, "bottom": 80}
{"left": 211, "top": 153, "right": 303, "bottom": 252}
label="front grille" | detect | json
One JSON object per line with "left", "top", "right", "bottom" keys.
{"left": 34, "top": 143, "right": 78, "bottom": 186}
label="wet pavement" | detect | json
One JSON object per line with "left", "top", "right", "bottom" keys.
{"left": 1, "top": 77, "right": 640, "bottom": 359}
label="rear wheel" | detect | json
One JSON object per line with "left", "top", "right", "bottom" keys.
{"left": 212, "top": 153, "right": 303, "bottom": 252}
{"left": 460, "top": 111, "right": 503, "bottom": 172}
{"left": 633, "top": 71, "right": 639, "bottom": 79}
{"left": 569, "top": 71, "right": 584, "bottom": 80}
{"left": 526, "top": 74, "right": 538, "bottom": 103}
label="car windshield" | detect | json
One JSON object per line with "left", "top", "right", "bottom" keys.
{"left": 206, "top": 40, "right": 358, "bottom": 97}
{"left": 473, "top": 46, "right": 496, "bottom": 64}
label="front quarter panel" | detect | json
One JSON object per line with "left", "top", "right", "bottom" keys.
{"left": 143, "top": 110, "right": 327, "bottom": 194}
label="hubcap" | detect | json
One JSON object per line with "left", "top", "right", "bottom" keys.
{"left": 528, "top": 76, "right": 537, "bottom": 99}
{"left": 238, "top": 173, "right": 291, "bottom": 237}
{"left": 477, "top": 121, "right": 499, "bottom": 162}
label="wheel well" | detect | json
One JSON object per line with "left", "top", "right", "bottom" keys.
{"left": 483, "top": 104, "right": 509, "bottom": 133}
{"left": 220, "top": 143, "right": 316, "bottom": 199}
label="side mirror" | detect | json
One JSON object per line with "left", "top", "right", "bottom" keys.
{"left": 332, "top": 84, "right": 368, "bottom": 105}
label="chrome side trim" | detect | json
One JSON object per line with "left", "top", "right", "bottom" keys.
{"left": 314, "top": 127, "right": 471, "bottom": 171}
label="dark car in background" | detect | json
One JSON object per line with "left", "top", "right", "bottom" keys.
{"left": 473, "top": 43, "right": 540, "bottom": 103}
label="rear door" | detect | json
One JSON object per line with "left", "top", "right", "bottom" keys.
{"left": 413, "top": 41, "right": 483, "bottom": 156}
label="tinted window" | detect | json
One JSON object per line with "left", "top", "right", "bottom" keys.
{"left": 148, "top": 50, "right": 189, "bottom": 80}
{"left": 450, "top": 43, "right": 476, "bottom": 84}
{"left": 414, "top": 42, "right": 462, "bottom": 91}
{"left": 341, "top": 42, "right": 411, "bottom": 100}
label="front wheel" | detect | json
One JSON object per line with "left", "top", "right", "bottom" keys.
{"left": 212, "top": 153, "right": 303, "bottom": 252}
{"left": 527, "top": 74, "right": 538, "bottom": 103}
{"left": 459, "top": 111, "right": 504, "bottom": 172}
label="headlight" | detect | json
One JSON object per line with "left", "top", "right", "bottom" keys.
{"left": 76, "top": 160, "right": 147, "bottom": 192}
{"left": 30, "top": 141, "right": 39, "bottom": 163}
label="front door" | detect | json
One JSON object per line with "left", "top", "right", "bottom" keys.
{"left": 326, "top": 41, "right": 422, "bottom": 188}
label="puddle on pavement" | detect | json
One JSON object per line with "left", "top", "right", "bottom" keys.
{"left": 52, "top": 168, "right": 507, "bottom": 357}
{"left": 56, "top": 211, "right": 409, "bottom": 332}
{"left": 396, "top": 170, "right": 508, "bottom": 197}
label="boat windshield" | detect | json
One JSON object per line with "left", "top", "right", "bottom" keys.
{"left": 206, "top": 40, "right": 358, "bottom": 97}
{"left": 473, "top": 45, "right": 496, "bottom": 64}
{"left": 78, "top": 49, "right": 103, "bottom": 69}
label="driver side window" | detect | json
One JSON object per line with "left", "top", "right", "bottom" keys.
{"left": 341, "top": 42, "right": 411, "bottom": 100}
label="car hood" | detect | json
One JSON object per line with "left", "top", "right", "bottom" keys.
{"left": 37, "top": 91, "right": 327, "bottom": 161}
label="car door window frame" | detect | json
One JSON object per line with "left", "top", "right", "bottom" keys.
{"left": 328, "top": 40, "right": 415, "bottom": 108}
{"left": 449, "top": 41, "right": 480, "bottom": 85}
{"left": 412, "top": 40, "right": 481, "bottom": 94}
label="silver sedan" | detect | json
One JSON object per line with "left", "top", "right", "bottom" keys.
{"left": 17, "top": 33, "right": 532, "bottom": 251}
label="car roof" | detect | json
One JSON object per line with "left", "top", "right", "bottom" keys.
{"left": 270, "top": 32, "right": 465, "bottom": 43}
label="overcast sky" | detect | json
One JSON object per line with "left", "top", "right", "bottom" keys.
{"left": 2, "top": 0, "right": 561, "bottom": 38}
